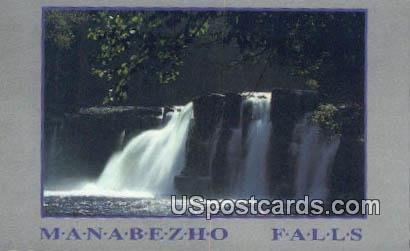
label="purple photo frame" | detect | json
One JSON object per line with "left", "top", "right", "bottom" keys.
{"left": 40, "top": 6, "right": 368, "bottom": 219}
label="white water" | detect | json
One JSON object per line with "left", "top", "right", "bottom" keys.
{"left": 45, "top": 92, "right": 341, "bottom": 200}
{"left": 96, "top": 102, "right": 193, "bottom": 196}
{"left": 43, "top": 185, "right": 155, "bottom": 198}
{"left": 226, "top": 128, "right": 243, "bottom": 192}
{"left": 292, "top": 114, "right": 340, "bottom": 200}
{"left": 53, "top": 102, "right": 194, "bottom": 197}
{"left": 225, "top": 95, "right": 245, "bottom": 193}
{"left": 117, "top": 129, "right": 126, "bottom": 150}
{"left": 208, "top": 121, "right": 223, "bottom": 179}
{"left": 234, "top": 93, "right": 272, "bottom": 196}
{"left": 48, "top": 122, "right": 63, "bottom": 161}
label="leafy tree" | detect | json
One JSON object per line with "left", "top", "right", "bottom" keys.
{"left": 87, "top": 11, "right": 216, "bottom": 104}
{"left": 45, "top": 10, "right": 365, "bottom": 137}
{"left": 45, "top": 10, "right": 90, "bottom": 48}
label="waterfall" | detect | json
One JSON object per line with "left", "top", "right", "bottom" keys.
{"left": 292, "top": 114, "right": 340, "bottom": 200}
{"left": 117, "top": 129, "right": 126, "bottom": 150}
{"left": 48, "top": 121, "right": 64, "bottom": 161}
{"left": 45, "top": 121, "right": 64, "bottom": 184}
{"left": 233, "top": 93, "right": 272, "bottom": 196}
{"left": 92, "top": 102, "right": 193, "bottom": 196}
{"left": 208, "top": 121, "right": 223, "bottom": 179}
{"left": 226, "top": 128, "right": 243, "bottom": 193}
{"left": 44, "top": 91, "right": 343, "bottom": 201}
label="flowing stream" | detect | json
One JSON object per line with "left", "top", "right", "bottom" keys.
{"left": 232, "top": 93, "right": 272, "bottom": 196}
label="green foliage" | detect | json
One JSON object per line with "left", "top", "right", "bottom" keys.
{"left": 44, "top": 10, "right": 96, "bottom": 116}
{"left": 44, "top": 10, "right": 365, "bottom": 139}
{"left": 306, "top": 79, "right": 319, "bottom": 90}
{"left": 220, "top": 12, "right": 364, "bottom": 136}
{"left": 311, "top": 103, "right": 341, "bottom": 136}
{"left": 45, "top": 10, "right": 90, "bottom": 49}
{"left": 86, "top": 11, "right": 364, "bottom": 107}
{"left": 87, "top": 11, "right": 214, "bottom": 104}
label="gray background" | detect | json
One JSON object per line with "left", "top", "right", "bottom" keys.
{"left": 0, "top": 0, "right": 409, "bottom": 250}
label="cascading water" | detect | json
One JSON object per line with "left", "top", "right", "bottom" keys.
{"left": 117, "top": 129, "right": 126, "bottom": 150}
{"left": 48, "top": 102, "right": 195, "bottom": 198}
{"left": 43, "top": 90, "right": 350, "bottom": 218}
{"left": 95, "top": 102, "right": 193, "bottom": 196}
{"left": 45, "top": 91, "right": 340, "bottom": 202}
{"left": 45, "top": 121, "right": 64, "bottom": 185}
{"left": 208, "top": 121, "right": 223, "bottom": 179}
{"left": 291, "top": 114, "right": 340, "bottom": 200}
{"left": 233, "top": 93, "right": 272, "bottom": 196}
{"left": 226, "top": 117, "right": 243, "bottom": 193}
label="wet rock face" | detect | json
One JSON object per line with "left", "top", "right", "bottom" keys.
{"left": 269, "top": 89, "right": 318, "bottom": 197}
{"left": 176, "top": 90, "right": 320, "bottom": 196}
{"left": 329, "top": 105, "right": 365, "bottom": 202}
{"left": 46, "top": 90, "right": 325, "bottom": 197}
{"left": 329, "top": 134, "right": 364, "bottom": 202}
{"left": 223, "top": 93, "right": 243, "bottom": 128}
{"left": 180, "top": 94, "right": 226, "bottom": 187}
{"left": 176, "top": 93, "right": 243, "bottom": 195}
{"left": 192, "top": 93, "right": 226, "bottom": 140}
{"left": 271, "top": 89, "right": 318, "bottom": 123}
{"left": 44, "top": 106, "right": 164, "bottom": 183}
{"left": 212, "top": 93, "right": 243, "bottom": 194}
{"left": 74, "top": 106, "right": 164, "bottom": 148}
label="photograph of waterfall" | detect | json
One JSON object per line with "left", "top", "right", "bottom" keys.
{"left": 42, "top": 8, "right": 365, "bottom": 217}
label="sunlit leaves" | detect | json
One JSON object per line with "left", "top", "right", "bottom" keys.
{"left": 45, "top": 10, "right": 89, "bottom": 49}
{"left": 311, "top": 103, "right": 341, "bottom": 136}
{"left": 306, "top": 79, "right": 319, "bottom": 90}
{"left": 87, "top": 8, "right": 364, "bottom": 134}
{"left": 88, "top": 11, "right": 213, "bottom": 103}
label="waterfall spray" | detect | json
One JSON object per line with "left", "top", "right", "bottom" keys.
{"left": 44, "top": 103, "right": 193, "bottom": 198}
{"left": 233, "top": 93, "right": 272, "bottom": 196}
{"left": 292, "top": 114, "right": 340, "bottom": 200}
{"left": 94, "top": 102, "right": 193, "bottom": 196}
{"left": 44, "top": 91, "right": 341, "bottom": 201}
